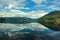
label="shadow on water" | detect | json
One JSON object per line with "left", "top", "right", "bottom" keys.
{"left": 0, "top": 17, "right": 38, "bottom": 24}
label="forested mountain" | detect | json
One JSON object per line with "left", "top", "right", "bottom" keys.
{"left": 38, "top": 11, "right": 60, "bottom": 31}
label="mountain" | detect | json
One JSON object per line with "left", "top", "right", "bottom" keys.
{"left": 38, "top": 11, "right": 60, "bottom": 31}
{"left": 0, "top": 17, "right": 37, "bottom": 24}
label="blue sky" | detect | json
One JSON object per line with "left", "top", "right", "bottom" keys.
{"left": 0, "top": 0, "right": 60, "bottom": 12}
{"left": 0, "top": 0, "right": 60, "bottom": 18}
{"left": 0, "top": 0, "right": 60, "bottom": 22}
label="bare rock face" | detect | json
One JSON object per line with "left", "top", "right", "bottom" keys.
{"left": 38, "top": 11, "right": 60, "bottom": 31}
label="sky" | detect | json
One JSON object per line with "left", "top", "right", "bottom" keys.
{"left": 0, "top": 0, "right": 60, "bottom": 18}
{"left": 0, "top": 0, "right": 60, "bottom": 12}
{"left": 0, "top": 0, "right": 60, "bottom": 39}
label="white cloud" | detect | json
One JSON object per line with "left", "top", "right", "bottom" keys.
{"left": 14, "top": 7, "right": 30, "bottom": 9}
{"left": 47, "top": 5, "right": 60, "bottom": 10}
{"left": 35, "top": 5, "right": 44, "bottom": 8}
{"left": 0, "top": 0, "right": 14, "bottom": 9}
{"left": 8, "top": 4, "right": 14, "bottom": 9}
{"left": 32, "top": 0, "right": 43, "bottom": 4}
{"left": 17, "top": 0, "right": 26, "bottom": 2}
{"left": 46, "top": 0, "right": 60, "bottom": 10}
{"left": 0, "top": 0, "right": 27, "bottom": 10}
{"left": 32, "top": 0, "right": 47, "bottom": 4}
{"left": 0, "top": 10, "right": 25, "bottom": 17}
{"left": 51, "top": 0, "right": 60, "bottom": 5}
{"left": 27, "top": 10, "right": 48, "bottom": 18}
{"left": 0, "top": 9, "right": 48, "bottom": 18}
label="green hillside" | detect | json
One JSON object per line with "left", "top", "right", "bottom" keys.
{"left": 38, "top": 11, "right": 60, "bottom": 31}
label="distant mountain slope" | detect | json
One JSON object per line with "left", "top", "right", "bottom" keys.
{"left": 38, "top": 11, "right": 60, "bottom": 31}
{"left": 0, "top": 17, "right": 37, "bottom": 24}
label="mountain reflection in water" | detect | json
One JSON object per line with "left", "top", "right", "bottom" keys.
{"left": 0, "top": 22, "right": 54, "bottom": 40}
{"left": 0, "top": 17, "right": 59, "bottom": 40}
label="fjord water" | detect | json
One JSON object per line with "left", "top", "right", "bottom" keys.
{"left": 0, "top": 17, "right": 60, "bottom": 40}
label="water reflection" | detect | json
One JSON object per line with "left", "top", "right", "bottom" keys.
{"left": 0, "top": 17, "right": 59, "bottom": 40}
{"left": 0, "top": 23, "right": 47, "bottom": 31}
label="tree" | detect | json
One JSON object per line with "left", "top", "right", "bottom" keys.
{"left": 38, "top": 11, "right": 60, "bottom": 31}
{"left": 0, "top": 18, "right": 4, "bottom": 23}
